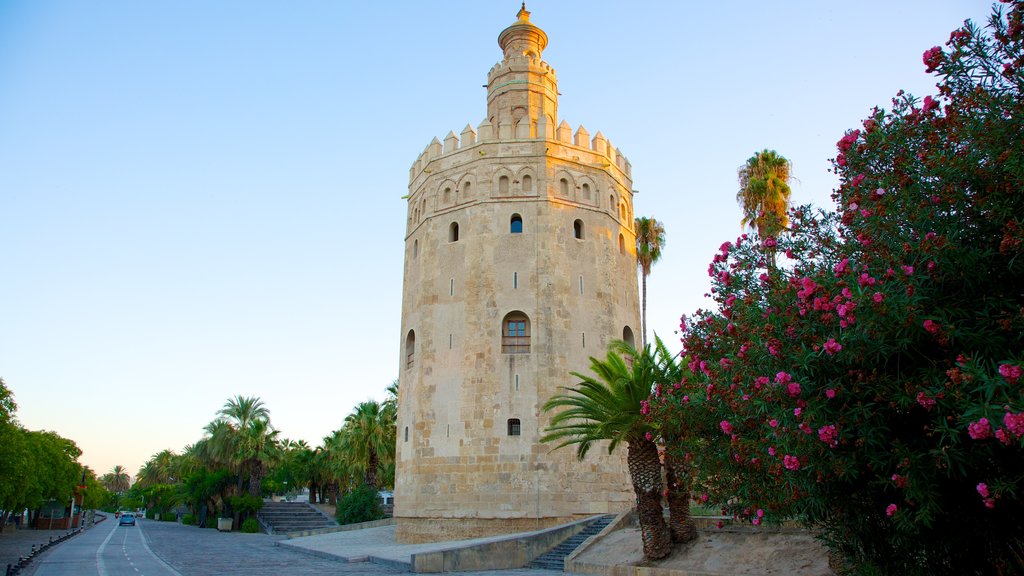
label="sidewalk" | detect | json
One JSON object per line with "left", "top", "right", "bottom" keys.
{"left": 0, "top": 529, "right": 73, "bottom": 572}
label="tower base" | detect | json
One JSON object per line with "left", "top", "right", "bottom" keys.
{"left": 395, "top": 514, "right": 597, "bottom": 544}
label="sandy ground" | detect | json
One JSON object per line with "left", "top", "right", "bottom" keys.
{"left": 574, "top": 526, "right": 833, "bottom": 576}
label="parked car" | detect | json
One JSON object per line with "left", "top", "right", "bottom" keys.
{"left": 119, "top": 513, "right": 136, "bottom": 526}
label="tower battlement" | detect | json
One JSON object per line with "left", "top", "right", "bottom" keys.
{"left": 409, "top": 121, "right": 631, "bottom": 186}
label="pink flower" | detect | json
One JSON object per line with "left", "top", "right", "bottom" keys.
{"left": 825, "top": 389, "right": 836, "bottom": 399}
{"left": 837, "top": 130, "right": 860, "bottom": 153}
{"left": 873, "top": 188, "right": 886, "bottom": 199}
{"left": 818, "top": 425, "right": 838, "bottom": 448}
{"left": 763, "top": 236, "right": 777, "bottom": 248}
{"left": 923, "top": 319, "right": 940, "bottom": 334}
{"left": 751, "top": 517, "right": 761, "bottom": 526}
{"left": 886, "top": 503, "right": 898, "bottom": 517}
{"left": 892, "top": 474, "right": 907, "bottom": 488}
{"left": 901, "top": 265, "right": 914, "bottom": 276}
{"left": 998, "top": 363, "right": 1022, "bottom": 385}
{"left": 996, "top": 428, "right": 1011, "bottom": 445}
{"left": 984, "top": 498, "right": 995, "bottom": 509}
{"left": 644, "top": 431, "right": 653, "bottom": 441}
{"left": 769, "top": 419, "right": 779, "bottom": 428}
{"left": 923, "top": 46, "right": 943, "bottom": 73}
{"left": 768, "top": 446, "right": 776, "bottom": 456}
{"left": 922, "top": 95, "right": 940, "bottom": 113}
{"left": 857, "top": 273, "right": 876, "bottom": 287}
{"left": 1003, "top": 411, "right": 1024, "bottom": 437}
{"left": 775, "top": 371, "right": 792, "bottom": 384}
{"left": 968, "top": 418, "right": 993, "bottom": 440}
{"left": 977, "top": 483, "right": 990, "bottom": 498}
{"left": 787, "top": 382, "right": 802, "bottom": 398}
{"left": 794, "top": 407, "right": 803, "bottom": 418}
{"left": 640, "top": 400, "right": 650, "bottom": 415}
{"left": 873, "top": 292, "right": 885, "bottom": 303}
{"left": 700, "top": 492, "right": 710, "bottom": 503}
{"left": 755, "top": 376, "right": 769, "bottom": 389}
{"left": 783, "top": 455, "right": 800, "bottom": 471}
{"left": 833, "top": 258, "right": 850, "bottom": 276}
{"left": 796, "top": 277, "right": 818, "bottom": 300}
{"left": 720, "top": 420, "right": 734, "bottom": 435}
{"left": 824, "top": 338, "right": 842, "bottom": 356}
{"left": 916, "top": 392, "right": 936, "bottom": 411}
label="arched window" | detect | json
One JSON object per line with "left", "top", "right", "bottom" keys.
{"left": 449, "top": 222, "right": 460, "bottom": 242}
{"left": 522, "top": 175, "right": 532, "bottom": 193}
{"left": 581, "top": 183, "right": 590, "bottom": 200}
{"left": 406, "top": 330, "right": 416, "bottom": 369}
{"left": 620, "top": 203, "right": 626, "bottom": 220}
{"left": 501, "top": 311, "right": 531, "bottom": 354}
{"left": 443, "top": 187, "right": 451, "bottom": 204}
{"left": 463, "top": 181, "right": 472, "bottom": 199}
{"left": 623, "top": 326, "right": 635, "bottom": 348}
{"left": 609, "top": 194, "right": 615, "bottom": 211}
{"left": 499, "top": 175, "right": 509, "bottom": 195}
{"left": 510, "top": 214, "right": 523, "bottom": 234}
{"left": 618, "top": 233, "right": 625, "bottom": 254}
{"left": 560, "top": 178, "right": 569, "bottom": 196}
{"left": 573, "top": 219, "right": 584, "bottom": 239}
{"left": 507, "top": 418, "right": 521, "bottom": 436}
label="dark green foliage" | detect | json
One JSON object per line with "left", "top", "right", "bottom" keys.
{"left": 240, "top": 518, "right": 261, "bottom": 533}
{"left": 335, "top": 484, "right": 384, "bottom": 525}
{"left": 181, "top": 514, "right": 196, "bottom": 525}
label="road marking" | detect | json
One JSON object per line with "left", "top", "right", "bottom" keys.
{"left": 96, "top": 522, "right": 120, "bottom": 576}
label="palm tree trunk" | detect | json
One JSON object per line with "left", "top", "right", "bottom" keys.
{"left": 627, "top": 439, "right": 672, "bottom": 560}
{"left": 641, "top": 272, "right": 648, "bottom": 348}
{"left": 664, "top": 450, "right": 697, "bottom": 543}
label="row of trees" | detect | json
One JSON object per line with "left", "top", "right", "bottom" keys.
{"left": 125, "top": 384, "right": 397, "bottom": 526}
{"left": 0, "top": 378, "right": 109, "bottom": 528}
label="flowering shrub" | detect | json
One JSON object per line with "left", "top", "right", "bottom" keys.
{"left": 652, "top": 3, "right": 1024, "bottom": 574}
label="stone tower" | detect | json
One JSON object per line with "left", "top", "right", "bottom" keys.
{"left": 395, "top": 5, "right": 640, "bottom": 543}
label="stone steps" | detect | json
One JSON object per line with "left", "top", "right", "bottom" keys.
{"left": 528, "top": 514, "right": 615, "bottom": 571}
{"left": 258, "top": 502, "right": 336, "bottom": 535}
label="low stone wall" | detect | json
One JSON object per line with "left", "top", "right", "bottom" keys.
{"left": 410, "top": 515, "right": 598, "bottom": 573}
{"left": 396, "top": 515, "right": 575, "bottom": 544}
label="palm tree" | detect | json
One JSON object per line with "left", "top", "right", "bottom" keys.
{"left": 104, "top": 465, "right": 131, "bottom": 494}
{"left": 218, "top": 395, "right": 269, "bottom": 431}
{"left": 634, "top": 217, "right": 666, "bottom": 347}
{"left": 736, "top": 149, "right": 793, "bottom": 241}
{"left": 235, "top": 418, "right": 281, "bottom": 497}
{"left": 340, "top": 401, "right": 395, "bottom": 490}
{"left": 541, "top": 341, "right": 675, "bottom": 560}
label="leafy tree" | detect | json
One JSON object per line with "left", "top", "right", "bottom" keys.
{"left": 100, "top": 465, "right": 131, "bottom": 494}
{"left": 736, "top": 149, "right": 793, "bottom": 241}
{"left": 339, "top": 400, "right": 394, "bottom": 490}
{"left": 542, "top": 341, "right": 681, "bottom": 560}
{"left": 635, "top": 217, "right": 666, "bottom": 346}
{"left": 654, "top": 4, "right": 1024, "bottom": 573}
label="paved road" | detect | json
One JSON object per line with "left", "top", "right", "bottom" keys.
{"left": 25, "top": 519, "right": 569, "bottom": 576}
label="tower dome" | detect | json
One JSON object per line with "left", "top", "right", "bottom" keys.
{"left": 497, "top": 3, "right": 548, "bottom": 60}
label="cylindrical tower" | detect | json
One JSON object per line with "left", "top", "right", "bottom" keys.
{"left": 395, "top": 5, "right": 640, "bottom": 543}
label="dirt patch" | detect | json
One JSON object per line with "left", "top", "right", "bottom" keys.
{"left": 573, "top": 526, "right": 833, "bottom": 576}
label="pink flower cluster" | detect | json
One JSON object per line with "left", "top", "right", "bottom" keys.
{"left": 837, "top": 130, "right": 860, "bottom": 153}
{"left": 818, "top": 425, "right": 838, "bottom": 448}
{"left": 923, "top": 319, "right": 941, "bottom": 334}
{"left": 916, "top": 391, "right": 936, "bottom": 411}
{"left": 999, "top": 363, "right": 1022, "bottom": 384}
{"left": 783, "top": 455, "right": 800, "bottom": 471}
{"left": 977, "top": 483, "right": 995, "bottom": 509}
{"left": 823, "top": 338, "right": 842, "bottom": 356}
{"left": 968, "top": 418, "right": 992, "bottom": 440}
{"left": 922, "top": 95, "right": 940, "bottom": 113}
{"left": 886, "top": 503, "right": 898, "bottom": 517}
{"left": 720, "top": 420, "right": 734, "bottom": 436}
{"left": 923, "top": 46, "right": 943, "bottom": 73}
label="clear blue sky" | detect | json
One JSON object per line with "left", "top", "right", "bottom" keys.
{"left": 0, "top": 1, "right": 994, "bottom": 478}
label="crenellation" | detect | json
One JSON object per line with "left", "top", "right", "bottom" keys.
{"left": 460, "top": 124, "right": 476, "bottom": 148}
{"left": 591, "top": 131, "right": 607, "bottom": 156}
{"left": 443, "top": 131, "right": 459, "bottom": 154}
{"left": 556, "top": 120, "right": 572, "bottom": 143}
{"left": 574, "top": 125, "right": 589, "bottom": 148}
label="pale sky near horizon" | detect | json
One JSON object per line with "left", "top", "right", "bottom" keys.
{"left": 0, "top": 1, "right": 994, "bottom": 479}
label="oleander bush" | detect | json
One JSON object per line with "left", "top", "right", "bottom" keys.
{"left": 652, "top": 3, "right": 1024, "bottom": 574}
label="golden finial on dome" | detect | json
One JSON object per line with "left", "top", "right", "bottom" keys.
{"left": 517, "top": 3, "right": 530, "bottom": 21}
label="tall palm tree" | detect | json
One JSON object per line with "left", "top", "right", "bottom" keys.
{"left": 100, "top": 465, "right": 131, "bottom": 494}
{"left": 541, "top": 341, "right": 675, "bottom": 561}
{"left": 736, "top": 149, "right": 793, "bottom": 241}
{"left": 634, "top": 217, "right": 666, "bottom": 347}
{"left": 235, "top": 418, "right": 281, "bottom": 497}
{"left": 218, "top": 395, "right": 269, "bottom": 431}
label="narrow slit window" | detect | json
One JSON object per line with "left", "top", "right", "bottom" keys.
{"left": 404, "top": 426, "right": 409, "bottom": 442}
{"left": 513, "top": 271, "right": 518, "bottom": 289}
{"left": 515, "top": 374, "right": 519, "bottom": 391}
{"left": 450, "top": 278, "right": 454, "bottom": 296}
{"left": 582, "top": 332, "right": 586, "bottom": 348}
{"left": 579, "top": 275, "right": 584, "bottom": 294}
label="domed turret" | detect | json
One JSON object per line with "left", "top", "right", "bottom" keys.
{"left": 497, "top": 4, "right": 548, "bottom": 60}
